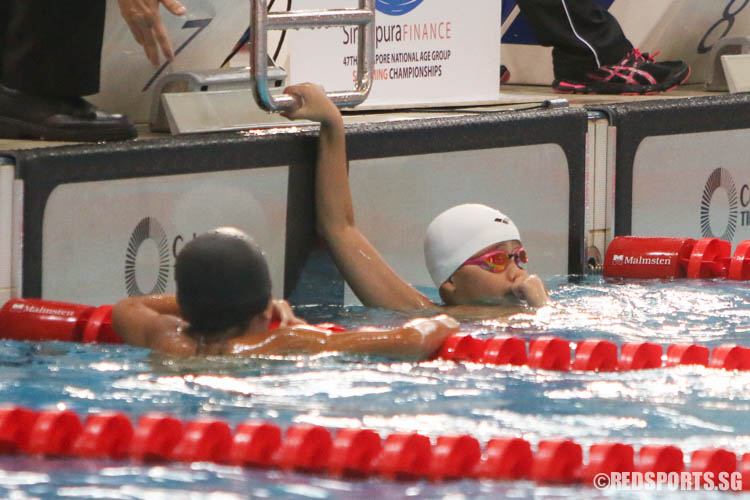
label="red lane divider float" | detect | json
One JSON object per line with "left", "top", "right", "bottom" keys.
{"left": 72, "top": 413, "right": 133, "bottom": 459}
{"left": 0, "top": 406, "right": 745, "bottom": 490}
{"left": 230, "top": 421, "right": 282, "bottom": 468}
{"left": 438, "top": 334, "right": 750, "bottom": 372}
{"left": 532, "top": 440, "right": 582, "bottom": 483}
{"left": 666, "top": 344, "right": 709, "bottom": 367}
{"left": 619, "top": 342, "right": 663, "bottom": 370}
{"left": 730, "top": 240, "right": 750, "bottom": 280}
{"left": 583, "top": 443, "right": 634, "bottom": 483}
{"left": 2, "top": 298, "right": 750, "bottom": 374}
{"left": 26, "top": 409, "right": 83, "bottom": 456}
{"left": 0, "top": 407, "right": 37, "bottom": 453}
{"left": 172, "top": 419, "right": 233, "bottom": 463}
{"left": 0, "top": 299, "right": 99, "bottom": 343}
{"left": 130, "top": 413, "right": 183, "bottom": 462}
{"left": 0, "top": 299, "right": 121, "bottom": 344}
{"left": 638, "top": 445, "right": 684, "bottom": 474}
{"left": 603, "top": 236, "right": 750, "bottom": 280}
{"left": 528, "top": 337, "right": 571, "bottom": 371}
{"left": 475, "top": 437, "right": 533, "bottom": 479}
{"left": 329, "top": 428, "right": 381, "bottom": 477}
{"left": 0, "top": 299, "right": 347, "bottom": 346}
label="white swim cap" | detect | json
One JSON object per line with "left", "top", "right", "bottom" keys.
{"left": 424, "top": 204, "right": 521, "bottom": 287}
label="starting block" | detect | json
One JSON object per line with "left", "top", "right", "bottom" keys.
{"left": 705, "top": 36, "right": 750, "bottom": 92}
{"left": 149, "top": 65, "right": 297, "bottom": 134}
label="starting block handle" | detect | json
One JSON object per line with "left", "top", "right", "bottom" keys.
{"left": 267, "top": 9, "right": 374, "bottom": 30}
{"left": 250, "top": 0, "right": 376, "bottom": 112}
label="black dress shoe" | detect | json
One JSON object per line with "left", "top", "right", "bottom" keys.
{"left": 0, "top": 84, "right": 137, "bottom": 142}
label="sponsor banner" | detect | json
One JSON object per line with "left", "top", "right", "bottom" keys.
{"left": 611, "top": 255, "right": 673, "bottom": 266}
{"left": 8, "top": 302, "right": 77, "bottom": 317}
{"left": 288, "top": 0, "right": 501, "bottom": 107}
{"left": 502, "top": 0, "right": 750, "bottom": 85}
{"left": 42, "top": 167, "right": 288, "bottom": 305}
{"left": 345, "top": 144, "right": 569, "bottom": 304}
{"left": 608, "top": 253, "right": 679, "bottom": 279}
{"left": 90, "top": 0, "right": 249, "bottom": 123}
{"left": 631, "top": 129, "right": 750, "bottom": 245}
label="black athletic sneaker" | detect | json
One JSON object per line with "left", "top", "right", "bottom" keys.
{"left": 552, "top": 49, "right": 691, "bottom": 95}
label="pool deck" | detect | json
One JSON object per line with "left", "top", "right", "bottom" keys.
{"left": 0, "top": 83, "right": 721, "bottom": 152}
{"left": 2, "top": 81, "right": 746, "bottom": 304}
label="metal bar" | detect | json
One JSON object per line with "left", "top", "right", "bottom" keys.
{"left": 267, "top": 9, "right": 373, "bottom": 30}
{"left": 356, "top": 0, "right": 375, "bottom": 99}
{"left": 250, "top": 0, "right": 375, "bottom": 112}
{"left": 250, "top": 0, "right": 272, "bottom": 111}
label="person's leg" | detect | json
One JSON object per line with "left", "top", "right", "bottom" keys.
{"left": 1, "top": 1, "right": 105, "bottom": 96}
{"left": 0, "top": 1, "right": 136, "bottom": 141}
{"left": 516, "top": 0, "right": 690, "bottom": 94}
{"left": 517, "top": 0, "right": 632, "bottom": 81}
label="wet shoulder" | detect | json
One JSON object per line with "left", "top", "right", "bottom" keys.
{"left": 152, "top": 320, "right": 197, "bottom": 356}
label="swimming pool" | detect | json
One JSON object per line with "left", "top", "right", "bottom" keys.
{"left": 0, "top": 274, "right": 749, "bottom": 498}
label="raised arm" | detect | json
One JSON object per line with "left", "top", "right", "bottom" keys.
{"left": 325, "top": 315, "right": 458, "bottom": 359}
{"left": 282, "top": 83, "right": 432, "bottom": 311}
{"left": 232, "top": 314, "right": 459, "bottom": 360}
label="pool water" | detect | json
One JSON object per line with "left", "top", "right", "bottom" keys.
{"left": 1, "top": 275, "right": 750, "bottom": 499}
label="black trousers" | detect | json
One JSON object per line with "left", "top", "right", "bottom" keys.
{"left": 516, "top": 0, "right": 633, "bottom": 81}
{"left": 0, "top": 1, "right": 106, "bottom": 96}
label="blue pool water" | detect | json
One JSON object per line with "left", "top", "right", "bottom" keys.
{"left": 1, "top": 276, "right": 750, "bottom": 498}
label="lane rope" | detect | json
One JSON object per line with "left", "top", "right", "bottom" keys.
{"left": 0, "top": 406, "right": 746, "bottom": 489}
{"left": 603, "top": 236, "right": 750, "bottom": 280}
{"left": 437, "top": 334, "right": 750, "bottom": 372}
{"left": 1, "top": 298, "right": 749, "bottom": 372}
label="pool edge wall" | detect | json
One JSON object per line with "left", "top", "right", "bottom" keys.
{"left": 2, "top": 108, "right": 587, "bottom": 305}
{"left": 588, "top": 94, "right": 750, "bottom": 247}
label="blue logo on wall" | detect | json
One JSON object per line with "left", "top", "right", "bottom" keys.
{"left": 376, "top": 0, "right": 424, "bottom": 16}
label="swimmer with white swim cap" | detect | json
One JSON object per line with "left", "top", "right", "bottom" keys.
{"left": 112, "top": 227, "right": 458, "bottom": 358}
{"left": 282, "top": 84, "right": 549, "bottom": 312}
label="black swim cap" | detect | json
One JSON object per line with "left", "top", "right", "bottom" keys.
{"left": 175, "top": 227, "right": 272, "bottom": 334}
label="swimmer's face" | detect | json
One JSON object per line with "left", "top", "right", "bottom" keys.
{"left": 439, "top": 240, "right": 528, "bottom": 305}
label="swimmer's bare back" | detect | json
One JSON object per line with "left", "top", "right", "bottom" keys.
{"left": 228, "top": 316, "right": 458, "bottom": 359}
{"left": 113, "top": 295, "right": 459, "bottom": 360}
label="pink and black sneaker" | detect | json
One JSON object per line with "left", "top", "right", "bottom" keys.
{"left": 552, "top": 49, "right": 691, "bottom": 95}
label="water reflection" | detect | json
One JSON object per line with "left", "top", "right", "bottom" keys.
{"left": 0, "top": 277, "right": 749, "bottom": 498}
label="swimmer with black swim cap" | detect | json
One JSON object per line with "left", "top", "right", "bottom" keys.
{"left": 113, "top": 227, "right": 458, "bottom": 358}
{"left": 281, "top": 83, "right": 549, "bottom": 313}
{"left": 175, "top": 227, "right": 272, "bottom": 339}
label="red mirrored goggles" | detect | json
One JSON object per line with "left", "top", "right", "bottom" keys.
{"left": 462, "top": 248, "right": 528, "bottom": 273}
